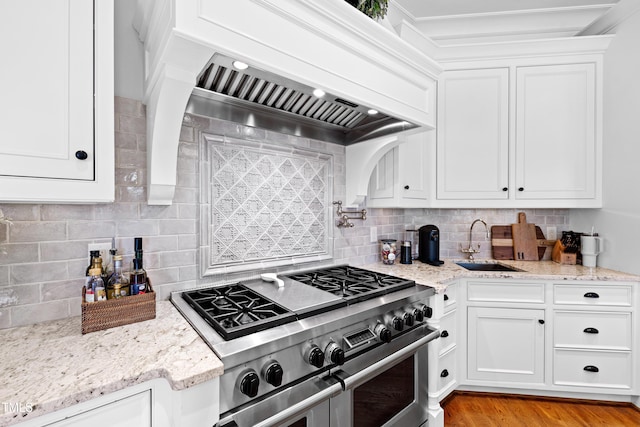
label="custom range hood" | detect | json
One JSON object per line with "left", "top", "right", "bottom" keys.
{"left": 188, "top": 54, "right": 418, "bottom": 145}
{"left": 134, "top": 0, "right": 440, "bottom": 205}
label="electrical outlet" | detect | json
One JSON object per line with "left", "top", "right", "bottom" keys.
{"left": 546, "top": 227, "right": 557, "bottom": 240}
{"left": 370, "top": 226, "right": 377, "bottom": 243}
{"left": 88, "top": 242, "right": 112, "bottom": 267}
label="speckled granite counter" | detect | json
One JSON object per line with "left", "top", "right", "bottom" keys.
{"left": 0, "top": 301, "right": 223, "bottom": 427}
{"left": 362, "top": 260, "right": 640, "bottom": 292}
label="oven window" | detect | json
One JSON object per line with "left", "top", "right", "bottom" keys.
{"left": 353, "top": 355, "right": 415, "bottom": 426}
{"left": 284, "top": 418, "right": 306, "bottom": 427}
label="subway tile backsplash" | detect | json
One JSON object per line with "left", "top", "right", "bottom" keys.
{"left": 0, "top": 97, "right": 571, "bottom": 329}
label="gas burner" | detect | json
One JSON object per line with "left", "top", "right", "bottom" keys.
{"left": 285, "top": 265, "right": 414, "bottom": 302}
{"left": 182, "top": 284, "right": 297, "bottom": 340}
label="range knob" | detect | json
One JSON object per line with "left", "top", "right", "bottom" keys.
{"left": 239, "top": 371, "right": 260, "bottom": 398}
{"left": 263, "top": 362, "right": 284, "bottom": 387}
{"left": 325, "top": 342, "right": 345, "bottom": 366}
{"left": 391, "top": 315, "right": 404, "bottom": 331}
{"left": 403, "top": 311, "right": 414, "bottom": 327}
{"left": 421, "top": 305, "right": 433, "bottom": 319}
{"left": 413, "top": 307, "right": 424, "bottom": 322}
{"left": 374, "top": 323, "right": 392, "bottom": 343}
{"left": 305, "top": 344, "right": 325, "bottom": 368}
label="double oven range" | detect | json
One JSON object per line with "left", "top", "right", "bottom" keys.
{"left": 171, "top": 265, "right": 439, "bottom": 427}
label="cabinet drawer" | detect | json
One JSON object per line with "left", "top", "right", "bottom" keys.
{"left": 438, "top": 309, "right": 456, "bottom": 355}
{"left": 443, "top": 283, "right": 457, "bottom": 312}
{"left": 467, "top": 281, "right": 545, "bottom": 303}
{"left": 437, "top": 347, "right": 457, "bottom": 394}
{"left": 554, "top": 284, "right": 632, "bottom": 306}
{"left": 554, "top": 311, "right": 632, "bottom": 350}
{"left": 554, "top": 349, "right": 632, "bottom": 389}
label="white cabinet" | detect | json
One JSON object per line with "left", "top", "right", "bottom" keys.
{"left": 552, "top": 282, "right": 635, "bottom": 391}
{"left": 515, "top": 64, "right": 596, "bottom": 200}
{"left": 367, "top": 131, "right": 431, "bottom": 208}
{"left": 48, "top": 391, "right": 151, "bottom": 427}
{"left": 436, "top": 60, "right": 602, "bottom": 208}
{"left": 467, "top": 306, "right": 545, "bottom": 384}
{"left": 436, "top": 68, "right": 509, "bottom": 200}
{"left": 0, "top": 0, "right": 114, "bottom": 203}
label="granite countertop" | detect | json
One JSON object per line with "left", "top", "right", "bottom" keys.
{"left": 362, "top": 259, "right": 640, "bottom": 292}
{"left": 0, "top": 301, "right": 223, "bottom": 427}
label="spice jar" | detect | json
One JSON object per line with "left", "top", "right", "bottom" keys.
{"left": 380, "top": 239, "right": 397, "bottom": 265}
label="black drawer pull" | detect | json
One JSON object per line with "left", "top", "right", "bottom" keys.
{"left": 75, "top": 150, "right": 88, "bottom": 160}
{"left": 583, "top": 327, "right": 599, "bottom": 334}
{"left": 404, "top": 185, "right": 410, "bottom": 190}
{"left": 538, "top": 319, "right": 545, "bottom": 325}
{"left": 440, "top": 369, "right": 449, "bottom": 378}
{"left": 583, "top": 365, "right": 599, "bottom": 373}
{"left": 444, "top": 294, "right": 449, "bottom": 301}
{"left": 441, "top": 330, "right": 449, "bottom": 338}
{"left": 584, "top": 292, "right": 600, "bottom": 298}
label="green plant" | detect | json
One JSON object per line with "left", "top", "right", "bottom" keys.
{"left": 345, "top": 0, "right": 389, "bottom": 20}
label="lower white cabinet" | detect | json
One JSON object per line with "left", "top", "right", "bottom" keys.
{"left": 48, "top": 391, "right": 151, "bottom": 427}
{"left": 15, "top": 378, "right": 219, "bottom": 427}
{"left": 467, "top": 306, "right": 545, "bottom": 384}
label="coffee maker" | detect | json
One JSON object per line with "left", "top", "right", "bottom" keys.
{"left": 418, "top": 225, "right": 444, "bottom": 266}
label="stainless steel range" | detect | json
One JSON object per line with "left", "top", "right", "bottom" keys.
{"left": 171, "top": 265, "right": 439, "bottom": 427}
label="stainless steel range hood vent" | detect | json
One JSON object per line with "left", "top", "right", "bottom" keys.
{"left": 186, "top": 55, "right": 419, "bottom": 145}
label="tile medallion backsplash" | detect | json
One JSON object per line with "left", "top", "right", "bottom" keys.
{"left": 200, "top": 134, "right": 333, "bottom": 275}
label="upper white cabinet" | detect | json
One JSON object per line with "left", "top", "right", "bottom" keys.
{"left": 436, "top": 60, "right": 601, "bottom": 208}
{"left": 0, "top": 0, "right": 114, "bottom": 203}
{"left": 436, "top": 68, "right": 510, "bottom": 201}
{"left": 367, "top": 131, "right": 432, "bottom": 208}
{"left": 515, "top": 64, "right": 596, "bottom": 201}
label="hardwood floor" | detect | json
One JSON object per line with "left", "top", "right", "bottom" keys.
{"left": 442, "top": 392, "right": 640, "bottom": 426}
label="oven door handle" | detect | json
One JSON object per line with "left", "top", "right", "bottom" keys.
{"left": 334, "top": 329, "right": 439, "bottom": 391}
{"left": 251, "top": 380, "right": 343, "bottom": 427}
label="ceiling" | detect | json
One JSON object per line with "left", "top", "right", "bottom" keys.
{"left": 392, "top": 0, "right": 626, "bottom": 45}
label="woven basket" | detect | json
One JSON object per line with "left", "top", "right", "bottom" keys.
{"left": 81, "top": 280, "right": 156, "bottom": 334}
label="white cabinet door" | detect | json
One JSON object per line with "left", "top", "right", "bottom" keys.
{"left": 0, "top": 0, "right": 113, "bottom": 203}
{"left": 367, "top": 132, "right": 430, "bottom": 208}
{"left": 515, "top": 63, "right": 596, "bottom": 200}
{"left": 48, "top": 391, "right": 151, "bottom": 427}
{"left": 467, "top": 306, "right": 545, "bottom": 384}
{"left": 397, "top": 131, "right": 429, "bottom": 205}
{"left": 437, "top": 68, "right": 509, "bottom": 200}
{"left": 0, "top": 0, "right": 93, "bottom": 180}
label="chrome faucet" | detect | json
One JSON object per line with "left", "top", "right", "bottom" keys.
{"left": 460, "top": 219, "right": 490, "bottom": 261}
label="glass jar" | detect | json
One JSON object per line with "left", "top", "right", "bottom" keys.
{"left": 380, "top": 239, "right": 397, "bottom": 265}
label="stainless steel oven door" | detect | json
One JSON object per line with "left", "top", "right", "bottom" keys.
{"left": 329, "top": 330, "right": 434, "bottom": 427}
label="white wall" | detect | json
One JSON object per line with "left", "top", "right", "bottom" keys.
{"left": 570, "top": 11, "right": 640, "bottom": 274}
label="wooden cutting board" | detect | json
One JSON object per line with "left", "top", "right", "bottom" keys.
{"left": 511, "top": 212, "right": 539, "bottom": 260}
{"left": 491, "top": 226, "right": 553, "bottom": 260}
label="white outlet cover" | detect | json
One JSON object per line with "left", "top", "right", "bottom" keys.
{"left": 88, "top": 242, "right": 113, "bottom": 267}
{"left": 370, "top": 226, "right": 377, "bottom": 243}
{"left": 546, "top": 227, "right": 557, "bottom": 240}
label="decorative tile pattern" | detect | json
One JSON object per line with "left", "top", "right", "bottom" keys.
{"left": 202, "top": 136, "right": 333, "bottom": 273}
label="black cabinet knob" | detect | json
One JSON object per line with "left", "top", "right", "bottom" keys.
{"left": 502, "top": 187, "right": 508, "bottom": 192}
{"left": 75, "top": 150, "right": 88, "bottom": 160}
{"left": 584, "top": 292, "right": 600, "bottom": 298}
{"left": 538, "top": 319, "right": 545, "bottom": 325}
{"left": 264, "top": 363, "right": 284, "bottom": 387}
{"left": 239, "top": 372, "right": 260, "bottom": 397}
{"left": 404, "top": 185, "right": 410, "bottom": 190}
{"left": 440, "top": 369, "right": 449, "bottom": 378}
{"left": 441, "top": 330, "right": 449, "bottom": 338}
{"left": 444, "top": 294, "right": 449, "bottom": 301}
{"left": 518, "top": 187, "right": 524, "bottom": 192}
{"left": 583, "top": 327, "right": 599, "bottom": 334}
{"left": 583, "top": 365, "right": 599, "bottom": 373}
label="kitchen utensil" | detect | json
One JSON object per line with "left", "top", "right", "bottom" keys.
{"left": 491, "top": 225, "right": 555, "bottom": 260}
{"left": 261, "top": 273, "right": 284, "bottom": 288}
{"left": 511, "top": 212, "right": 539, "bottom": 260}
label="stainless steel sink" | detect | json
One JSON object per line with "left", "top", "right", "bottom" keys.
{"left": 456, "top": 262, "right": 522, "bottom": 272}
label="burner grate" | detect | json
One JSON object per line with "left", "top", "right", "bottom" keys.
{"left": 286, "top": 266, "right": 415, "bottom": 302}
{"left": 183, "top": 284, "right": 297, "bottom": 340}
